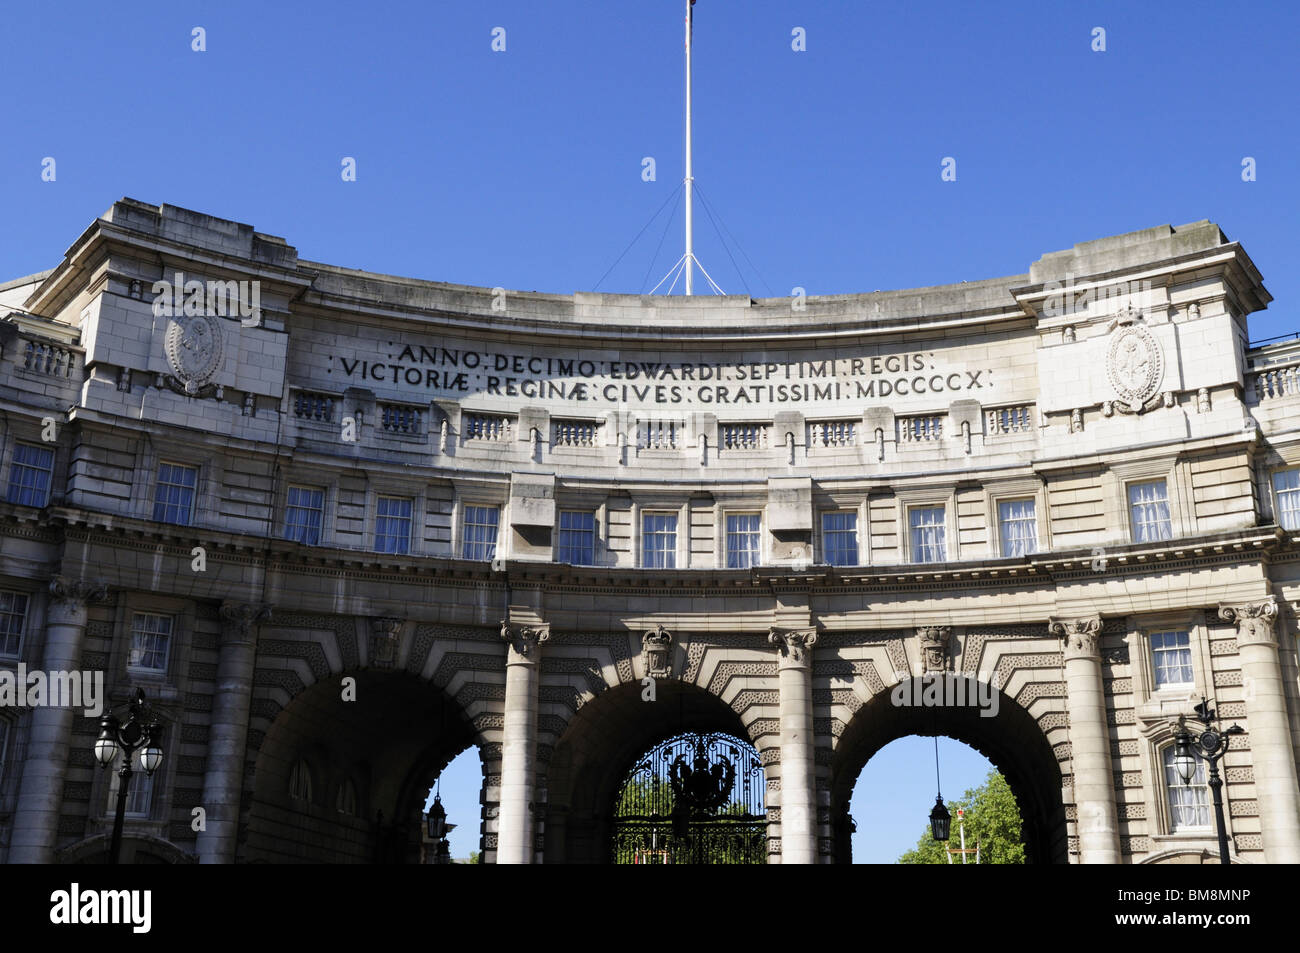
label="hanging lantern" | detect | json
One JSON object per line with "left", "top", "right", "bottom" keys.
{"left": 930, "top": 794, "right": 951, "bottom": 842}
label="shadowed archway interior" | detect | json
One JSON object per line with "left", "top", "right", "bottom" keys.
{"left": 544, "top": 680, "right": 767, "bottom": 863}
{"left": 244, "top": 670, "right": 478, "bottom": 863}
{"left": 831, "top": 676, "right": 1067, "bottom": 864}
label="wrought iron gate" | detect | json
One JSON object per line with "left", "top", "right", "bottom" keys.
{"left": 612, "top": 731, "right": 767, "bottom": 864}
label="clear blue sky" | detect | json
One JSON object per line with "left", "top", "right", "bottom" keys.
{"left": 6, "top": 0, "right": 1295, "bottom": 861}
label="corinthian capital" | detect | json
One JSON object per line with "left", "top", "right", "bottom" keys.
{"left": 1049, "top": 616, "right": 1102, "bottom": 659}
{"left": 1219, "top": 598, "right": 1278, "bottom": 648}
{"left": 769, "top": 627, "right": 818, "bottom": 663}
{"left": 219, "top": 602, "right": 272, "bottom": 639}
{"left": 47, "top": 576, "right": 108, "bottom": 620}
{"left": 500, "top": 620, "right": 550, "bottom": 658}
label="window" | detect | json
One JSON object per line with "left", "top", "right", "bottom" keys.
{"left": 153, "top": 462, "right": 198, "bottom": 526}
{"left": 462, "top": 505, "right": 499, "bottom": 561}
{"left": 642, "top": 513, "right": 678, "bottom": 569}
{"left": 822, "top": 512, "right": 859, "bottom": 567}
{"left": 1150, "top": 630, "right": 1193, "bottom": 689}
{"left": 6, "top": 442, "right": 54, "bottom": 507}
{"left": 998, "top": 499, "right": 1038, "bottom": 557}
{"left": 557, "top": 511, "right": 595, "bottom": 565}
{"left": 1128, "top": 480, "right": 1172, "bottom": 542}
{"left": 289, "top": 759, "right": 313, "bottom": 802}
{"left": 124, "top": 747, "right": 154, "bottom": 818}
{"left": 375, "top": 496, "right": 413, "bottom": 554}
{"left": 725, "top": 513, "right": 761, "bottom": 569}
{"left": 284, "top": 486, "right": 325, "bottom": 545}
{"left": 909, "top": 506, "right": 947, "bottom": 563}
{"left": 128, "top": 613, "right": 173, "bottom": 673}
{"left": 0, "top": 590, "right": 28, "bottom": 658}
{"left": 1163, "top": 746, "right": 1210, "bottom": 831}
{"left": 336, "top": 777, "right": 358, "bottom": 816}
{"left": 1274, "top": 468, "right": 1300, "bottom": 531}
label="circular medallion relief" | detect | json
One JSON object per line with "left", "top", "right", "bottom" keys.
{"left": 164, "top": 314, "right": 224, "bottom": 393}
{"left": 1105, "top": 323, "right": 1162, "bottom": 410}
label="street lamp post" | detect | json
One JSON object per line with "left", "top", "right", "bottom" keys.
{"left": 1171, "top": 697, "right": 1243, "bottom": 865}
{"left": 92, "top": 689, "right": 164, "bottom": 865}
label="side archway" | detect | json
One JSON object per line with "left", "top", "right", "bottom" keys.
{"left": 831, "top": 676, "right": 1068, "bottom": 864}
{"left": 243, "top": 670, "right": 479, "bottom": 863}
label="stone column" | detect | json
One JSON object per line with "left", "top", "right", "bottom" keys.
{"left": 496, "top": 620, "right": 548, "bottom": 864}
{"left": 10, "top": 576, "right": 107, "bottom": 863}
{"left": 195, "top": 602, "right": 271, "bottom": 864}
{"left": 1049, "top": 616, "right": 1121, "bottom": 864}
{"left": 769, "top": 626, "right": 818, "bottom": 864}
{"left": 1220, "top": 598, "right": 1300, "bottom": 863}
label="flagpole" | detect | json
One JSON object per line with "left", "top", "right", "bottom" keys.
{"left": 684, "top": 0, "right": 694, "bottom": 296}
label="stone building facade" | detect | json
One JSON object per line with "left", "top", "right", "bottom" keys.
{"left": 0, "top": 199, "right": 1298, "bottom": 863}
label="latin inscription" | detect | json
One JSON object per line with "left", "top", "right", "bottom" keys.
{"left": 327, "top": 343, "right": 993, "bottom": 407}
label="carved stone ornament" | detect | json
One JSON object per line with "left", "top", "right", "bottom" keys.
{"left": 369, "top": 616, "right": 404, "bottom": 668}
{"left": 218, "top": 602, "right": 272, "bottom": 638}
{"left": 1105, "top": 309, "right": 1164, "bottom": 413}
{"left": 917, "top": 625, "right": 952, "bottom": 674}
{"left": 48, "top": 575, "right": 108, "bottom": 611}
{"left": 1196, "top": 387, "right": 1211, "bottom": 414}
{"left": 1048, "top": 617, "right": 1102, "bottom": 658}
{"left": 500, "top": 621, "right": 550, "bottom": 658}
{"left": 769, "top": 627, "right": 818, "bottom": 663}
{"left": 641, "top": 624, "right": 673, "bottom": 678}
{"left": 164, "top": 312, "right": 224, "bottom": 395}
{"left": 1218, "top": 599, "right": 1278, "bottom": 648}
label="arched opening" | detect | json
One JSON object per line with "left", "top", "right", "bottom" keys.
{"left": 832, "top": 675, "right": 1067, "bottom": 864}
{"left": 612, "top": 730, "right": 766, "bottom": 864}
{"left": 244, "top": 670, "right": 479, "bottom": 863}
{"left": 545, "top": 680, "right": 768, "bottom": 864}
{"left": 851, "top": 736, "right": 1022, "bottom": 863}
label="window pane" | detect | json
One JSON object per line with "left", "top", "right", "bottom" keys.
{"left": 725, "top": 514, "right": 761, "bottom": 569}
{"left": 1151, "top": 631, "right": 1193, "bottom": 688}
{"left": 153, "top": 463, "right": 198, "bottom": 526}
{"left": 909, "top": 506, "right": 946, "bottom": 563}
{"left": 642, "top": 513, "right": 677, "bottom": 569}
{"left": 557, "top": 511, "right": 595, "bottom": 565}
{"left": 462, "top": 505, "right": 499, "bottom": 560}
{"left": 822, "top": 512, "right": 859, "bottom": 567}
{"left": 376, "top": 497, "right": 413, "bottom": 554}
{"left": 998, "top": 499, "right": 1038, "bottom": 557}
{"left": 0, "top": 590, "right": 28, "bottom": 657}
{"left": 129, "top": 613, "right": 173, "bottom": 672}
{"left": 125, "top": 747, "right": 154, "bottom": 817}
{"left": 1163, "top": 746, "right": 1210, "bottom": 830}
{"left": 1128, "top": 480, "right": 1172, "bottom": 542}
{"left": 6, "top": 443, "right": 55, "bottom": 507}
{"left": 1273, "top": 469, "right": 1300, "bottom": 531}
{"left": 284, "top": 486, "right": 325, "bottom": 545}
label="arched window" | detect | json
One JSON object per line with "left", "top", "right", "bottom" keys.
{"left": 289, "top": 759, "right": 313, "bottom": 803}
{"left": 1162, "top": 746, "right": 1210, "bottom": 831}
{"left": 335, "top": 777, "right": 358, "bottom": 816}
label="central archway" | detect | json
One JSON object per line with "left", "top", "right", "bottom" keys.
{"left": 612, "top": 730, "right": 767, "bottom": 864}
{"left": 831, "top": 675, "right": 1068, "bottom": 864}
{"left": 544, "top": 680, "right": 770, "bottom": 863}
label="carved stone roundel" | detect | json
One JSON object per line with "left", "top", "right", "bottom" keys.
{"left": 1106, "top": 323, "right": 1162, "bottom": 410}
{"left": 164, "top": 314, "right": 223, "bottom": 393}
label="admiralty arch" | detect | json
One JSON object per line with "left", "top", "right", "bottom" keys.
{"left": 0, "top": 199, "right": 1298, "bottom": 863}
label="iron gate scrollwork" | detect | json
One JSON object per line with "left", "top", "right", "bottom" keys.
{"left": 612, "top": 731, "right": 767, "bottom": 864}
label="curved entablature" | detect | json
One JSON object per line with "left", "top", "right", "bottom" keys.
{"left": 1, "top": 199, "right": 1294, "bottom": 576}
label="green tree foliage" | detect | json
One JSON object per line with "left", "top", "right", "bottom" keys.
{"left": 464, "top": 851, "right": 481, "bottom": 864}
{"left": 898, "top": 770, "right": 1025, "bottom": 865}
